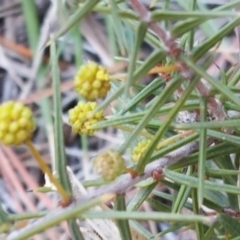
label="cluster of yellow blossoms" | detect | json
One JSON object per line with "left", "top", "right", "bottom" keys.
{"left": 131, "top": 139, "right": 151, "bottom": 163}
{"left": 74, "top": 61, "right": 110, "bottom": 101}
{"left": 71, "top": 62, "right": 126, "bottom": 181}
{"left": 68, "top": 61, "right": 110, "bottom": 136}
{"left": 68, "top": 101, "right": 103, "bottom": 136}
{"left": 0, "top": 62, "right": 126, "bottom": 184}
{"left": 0, "top": 101, "right": 35, "bottom": 145}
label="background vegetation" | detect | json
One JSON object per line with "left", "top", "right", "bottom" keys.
{"left": 1, "top": 0, "right": 240, "bottom": 239}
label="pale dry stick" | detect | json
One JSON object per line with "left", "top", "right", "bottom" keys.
{"left": 129, "top": 0, "right": 227, "bottom": 121}
{"left": 19, "top": 1, "right": 57, "bottom": 99}
{"left": 1, "top": 168, "right": 23, "bottom": 214}
{"left": 1, "top": 147, "right": 68, "bottom": 239}
{"left": 0, "top": 148, "right": 43, "bottom": 240}
{"left": 0, "top": 148, "right": 38, "bottom": 212}
{"left": 142, "top": 201, "right": 158, "bottom": 235}
{"left": 3, "top": 146, "right": 55, "bottom": 210}
{"left": 7, "top": 139, "right": 205, "bottom": 240}
{"left": 81, "top": 14, "right": 113, "bottom": 66}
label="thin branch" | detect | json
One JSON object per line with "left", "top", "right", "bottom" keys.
{"left": 7, "top": 140, "right": 202, "bottom": 240}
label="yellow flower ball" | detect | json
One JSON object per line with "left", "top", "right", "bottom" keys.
{"left": 93, "top": 149, "right": 125, "bottom": 181}
{"left": 68, "top": 101, "right": 103, "bottom": 136}
{"left": 132, "top": 139, "right": 151, "bottom": 163}
{"left": 0, "top": 101, "right": 35, "bottom": 145}
{"left": 74, "top": 62, "right": 111, "bottom": 101}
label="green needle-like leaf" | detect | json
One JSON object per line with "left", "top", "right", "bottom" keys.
{"left": 0, "top": 204, "right": 8, "bottom": 225}
{"left": 50, "top": 38, "right": 72, "bottom": 195}
{"left": 50, "top": 0, "right": 99, "bottom": 42}
{"left": 172, "top": 167, "right": 192, "bottom": 213}
{"left": 120, "top": 78, "right": 164, "bottom": 115}
{"left": 175, "top": 119, "right": 240, "bottom": 130}
{"left": 218, "top": 213, "right": 240, "bottom": 238}
{"left": 82, "top": 210, "right": 209, "bottom": 222}
{"left": 152, "top": 10, "right": 239, "bottom": 21}
{"left": 21, "top": 0, "right": 39, "bottom": 54}
{"left": 191, "top": 17, "right": 240, "bottom": 61}
{"left": 8, "top": 194, "right": 114, "bottom": 240}
{"left": 136, "top": 76, "right": 199, "bottom": 173}
{"left": 198, "top": 97, "right": 207, "bottom": 207}
{"left": 182, "top": 56, "right": 240, "bottom": 108}
{"left": 164, "top": 169, "right": 240, "bottom": 195}
{"left": 124, "top": 21, "right": 147, "bottom": 97}
{"left": 109, "top": 0, "right": 128, "bottom": 55}
{"left": 91, "top": 49, "right": 165, "bottom": 115}
{"left": 192, "top": 189, "right": 204, "bottom": 240}
{"left": 127, "top": 183, "right": 158, "bottom": 211}
{"left": 115, "top": 194, "right": 132, "bottom": 240}
{"left": 51, "top": 39, "right": 83, "bottom": 239}
{"left": 119, "top": 76, "right": 184, "bottom": 156}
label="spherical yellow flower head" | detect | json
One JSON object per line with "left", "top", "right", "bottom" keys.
{"left": 0, "top": 101, "right": 35, "bottom": 145}
{"left": 132, "top": 139, "right": 151, "bottom": 163}
{"left": 68, "top": 101, "right": 103, "bottom": 136}
{"left": 93, "top": 149, "right": 125, "bottom": 181}
{"left": 74, "top": 62, "right": 111, "bottom": 101}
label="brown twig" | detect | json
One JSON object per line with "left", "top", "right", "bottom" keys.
{"left": 129, "top": 0, "right": 191, "bottom": 78}
{"left": 129, "top": 0, "right": 227, "bottom": 121}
